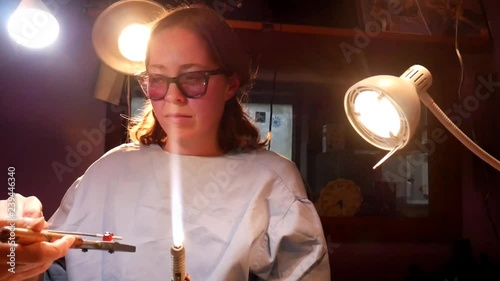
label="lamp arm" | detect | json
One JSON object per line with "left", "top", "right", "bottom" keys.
{"left": 419, "top": 92, "right": 500, "bottom": 171}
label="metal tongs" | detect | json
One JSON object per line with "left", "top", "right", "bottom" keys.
{"left": 0, "top": 226, "right": 136, "bottom": 253}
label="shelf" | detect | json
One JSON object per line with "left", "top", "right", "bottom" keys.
{"left": 227, "top": 20, "right": 492, "bottom": 51}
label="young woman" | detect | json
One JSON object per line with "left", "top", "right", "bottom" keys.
{"left": 0, "top": 5, "right": 330, "bottom": 281}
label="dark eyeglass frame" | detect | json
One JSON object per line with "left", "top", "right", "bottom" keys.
{"left": 134, "top": 69, "right": 229, "bottom": 100}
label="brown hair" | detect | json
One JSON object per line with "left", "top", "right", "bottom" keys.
{"left": 129, "top": 4, "right": 268, "bottom": 153}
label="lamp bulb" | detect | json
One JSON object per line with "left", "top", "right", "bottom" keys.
{"left": 353, "top": 90, "right": 401, "bottom": 138}
{"left": 7, "top": 8, "right": 59, "bottom": 49}
{"left": 118, "top": 24, "right": 150, "bottom": 62}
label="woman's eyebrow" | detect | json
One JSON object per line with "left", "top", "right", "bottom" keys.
{"left": 179, "top": 64, "right": 211, "bottom": 71}
{"left": 148, "top": 63, "right": 212, "bottom": 73}
{"left": 148, "top": 64, "right": 167, "bottom": 71}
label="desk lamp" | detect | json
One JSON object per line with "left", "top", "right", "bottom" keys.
{"left": 91, "top": 0, "right": 165, "bottom": 105}
{"left": 344, "top": 65, "right": 499, "bottom": 171}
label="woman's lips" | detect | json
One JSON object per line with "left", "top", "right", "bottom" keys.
{"left": 166, "top": 114, "right": 192, "bottom": 124}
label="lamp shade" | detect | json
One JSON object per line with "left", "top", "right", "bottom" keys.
{"left": 344, "top": 70, "right": 424, "bottom": 151}
{"left": 92, "top": 0, "right": 166, "bottom": 75}
{"left": 344, "top": 65, "right": 499, "bottom": 171}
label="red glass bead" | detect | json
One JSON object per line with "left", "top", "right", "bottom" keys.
{"left": 103, "top": 232, "right": 114, "bottom": 241}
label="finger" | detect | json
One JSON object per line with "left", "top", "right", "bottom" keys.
{"left": 20, "top": 196, "right": 43, "bottom": 218}
{"left": 1, "top": 262, "right": 51, "bottom": 281}
{"left": 0, "top": 232, "right": 68, "bottom": 279}
{"left": 25, "top": 217, "right": 47, "bottom": 232}
{"left": 0, "top": 200, "right": 7, "bottom": 220}
{"left": 0, "top": 217, "right": 46, "bottom": 231}
{"left": 0, "top": 260, "right": 48, "bottom": 281}
{"left": 0, "top": 196, "right": 19, "bottom": 221}
{"left": 16, "top": 235, "right": 75, "bottom": 264}
{"left": 12, "top": 194, "right": 27, "bottom": 219}
{"left": 0, "top": 218, "right": 16, "bottom": 229}
{"left": 0, "top": 241, "right": 57, "bottom": 279}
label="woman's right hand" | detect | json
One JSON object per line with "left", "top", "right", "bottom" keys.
{"left": 0, "top": 194, "right": 75, "bottom": 281}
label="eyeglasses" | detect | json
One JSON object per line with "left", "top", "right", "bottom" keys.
{"left": 134, "top": 69, "right": 229, "bottom": 100}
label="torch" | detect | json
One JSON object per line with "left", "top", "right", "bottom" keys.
{"left": 171, "top": 243, "right": 185, "bottom": 281}
{"left": 171, "top": 154, "right": 186, "bottom": 281}
{"left": 171, "top": 190, "right": 186, "bottom": 281}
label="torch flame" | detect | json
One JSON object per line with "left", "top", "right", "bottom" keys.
{"left": 171, "top": 154, "right": 184, "bottom": 247}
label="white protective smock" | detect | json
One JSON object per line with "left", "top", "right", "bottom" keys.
{"left": 49, "top": 143, "right": 331, "bottom": 281}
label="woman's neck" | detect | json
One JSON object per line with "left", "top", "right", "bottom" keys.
{"left": 163, "top": 139, "right": 223, "bottom": 156}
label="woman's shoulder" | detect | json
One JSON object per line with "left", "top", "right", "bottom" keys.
{"left": 249, "top": 149, "right": 295, "bottom": 166}
{"left": 88, "top": 143, "right": 161, "bottom": 168}
{"left": 76, "top": 143, "right": 162, "bottom": 179}
{"left": 101, "top": 142, "right": 159, "bottom": 157}
{"left": 235, "top": 149, "right": 300, "bottom": 178}
{"left": 238, "top": 149, "right": 307, "bottom": 198}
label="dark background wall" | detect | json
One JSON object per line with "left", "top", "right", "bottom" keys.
{"left": 1, "top": 0, "right": 106, "bottom": 216}
{"left": 1, "top": 0, "right": 499, "bottom": 280}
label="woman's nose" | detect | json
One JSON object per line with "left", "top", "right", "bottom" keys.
{"left": 164, "top": 82, "right": 187, "bottom": 103}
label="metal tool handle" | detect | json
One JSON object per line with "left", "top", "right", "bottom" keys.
{"left": 0, "top": 226, "right": 84, "bottom": 248}
{"left": 0, "top": 227, "right": 135, "bottom": 253}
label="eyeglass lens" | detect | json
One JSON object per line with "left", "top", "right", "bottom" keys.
{"left": 142, "top": 72, "right": 207, "bottom": 99}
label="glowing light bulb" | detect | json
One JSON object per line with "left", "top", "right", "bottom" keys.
{"left": 354, "top": 90, "right": 401, "bottom": 138}
{"left": 7, "top": 8, "right": 59, "bottom": 49}
{"left": 118, "top": 24, "right": 150, "bottom": 62}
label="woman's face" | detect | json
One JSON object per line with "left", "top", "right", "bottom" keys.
{"left": 147, "top": 27, "right": 238, "bottom": 154}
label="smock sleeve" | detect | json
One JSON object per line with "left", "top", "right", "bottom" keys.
{"left": 265, "top": 199, "right": 330, "bottom": 280}
{"left": 250, "top": 159, "right": 331, "bottom": 280}
{"left": 48, "top": 177, "right": 81, "bottom": 230}
{"left": 48, "top": 155, "right": 110, "bottom": 232}
{"left": 48, "top": 144, "right": 130, "bottom": 230}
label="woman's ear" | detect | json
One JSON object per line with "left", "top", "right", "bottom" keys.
{"left": 225, "top": 75, "right": 240, "bottom": 100}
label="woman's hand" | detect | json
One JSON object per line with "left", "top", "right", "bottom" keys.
{"left": 0, "top": 194, "right": 75, "bottom": 281}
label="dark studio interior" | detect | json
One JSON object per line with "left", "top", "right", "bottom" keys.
{"left": 1, "top": 0, "right": 500, "bottom": 280}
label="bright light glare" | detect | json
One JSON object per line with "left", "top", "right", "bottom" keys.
{"left": 354, "top": 90, "right": 401, "bottom": 138}
{"left": 7, "top": 8, "right": 59, "bottom": 49}
{"left": 171, "top": 155, "right": 184, "bottom": 247}
{"left": 118, "top": 24, "right": 150, "bottom": 62}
